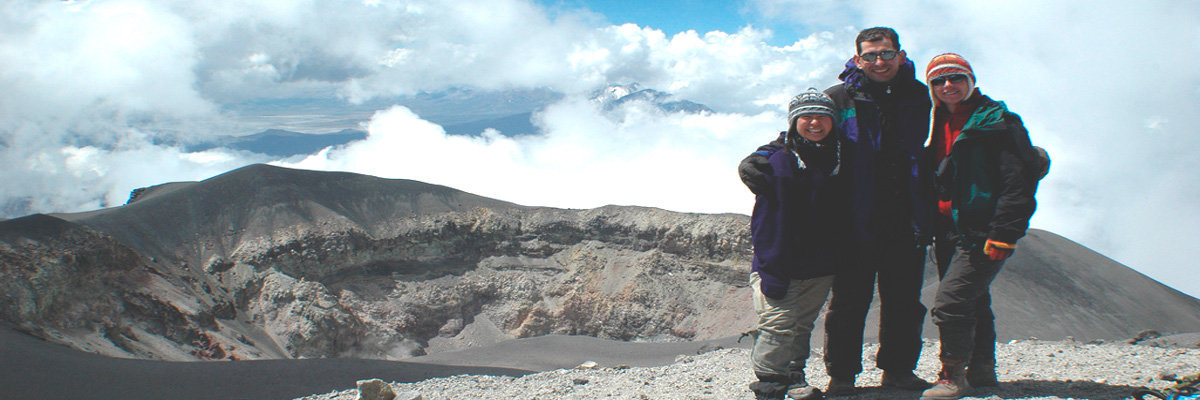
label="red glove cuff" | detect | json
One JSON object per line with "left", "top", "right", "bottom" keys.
{"left": 984, "top": 239, "right": 1016, "bottom": 261}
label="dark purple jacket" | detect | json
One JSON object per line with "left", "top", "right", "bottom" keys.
{"left": 751, "top": 137, "right": 848, "bottom": 299}
{"left": 825, "top": 58, "right": 933, "bottom": 246}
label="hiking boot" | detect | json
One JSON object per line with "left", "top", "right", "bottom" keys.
{"left": 784, "top": 383, "right": 822, "bottom": 400}
{"left": 882, "top": 370, "right": 933, "bottom": 390}
{"left": 824, "top": 376, "right": 856, "bottom": 396}
{"left": 749, "top": 380, "right": 788, "bottom": 400}
{"left": 966, "top": 364, "right": 998, "bottom": 387}
{"left": 920, "top": 361, "right": 970, "bottom": 400}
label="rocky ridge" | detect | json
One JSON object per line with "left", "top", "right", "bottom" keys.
{"left": 0, "top": 164, "right": 752, "bottom": 360}
{"left": 1, "top": 163, "right": 1198, "bottom": 363}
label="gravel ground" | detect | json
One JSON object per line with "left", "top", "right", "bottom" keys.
{"left": 295, "top": 339, "right": 1199, "bottom": 400}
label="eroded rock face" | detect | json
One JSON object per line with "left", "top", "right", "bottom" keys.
{"left": 0, "top": 167, "right": 756, "bottom": 360}
{"left": 226, "top": 206, "right": 757, "bottom": 360}
{"left": 0, "top": 214, "right": 281, "bottom": 360}
{"left": 0, "top": 214, "right": 146, "bottom": 331}
{"left": 203, "top": 200, "right": 757, "bottom": 360}
{"left": 250, "top": 272, "right": 367, "bottom": 358}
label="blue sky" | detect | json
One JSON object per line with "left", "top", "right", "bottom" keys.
{"left": 2, "top": 0, "right": 1199, "bottom": 298}
{"left": 540, "top": 0, "right": 760, "bottom": 38}
{"left": 536, "top": 0, "right": 833, "bottom": 46}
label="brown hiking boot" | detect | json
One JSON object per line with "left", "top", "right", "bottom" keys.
{"left": 882, "top": 370, "right": 933, "bottom": 390}
{"left": 824, "top": 376, "right": 856, "bottom": 396}
{"left": 966, "top": 363, "right": 998, "bottom": 387}
{"left": 784, "top": 382, "right": 822, "bottom": 400}
{"left": 920, "top": 361, "right": 970, "bottom": 400}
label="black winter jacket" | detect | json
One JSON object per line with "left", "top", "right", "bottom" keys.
{"left": 934, "top": 94, "right": 1037, "bottom": 248}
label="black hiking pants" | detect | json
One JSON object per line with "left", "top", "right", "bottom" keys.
{"left": 933, "top": 215, "right": 997, "bottom": 367}
{"left": 823, "top": 237, "right": 928, "bottom": 379}
{"left": 931, "top": 244, "right": 1003, "bottom": 363}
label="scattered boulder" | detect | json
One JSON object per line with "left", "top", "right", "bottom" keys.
{"left": 355, "top": 378, "right": 396, "bottom": 400}
{"left": 1129, "top": 329, "right": 1162, "bottom": 345}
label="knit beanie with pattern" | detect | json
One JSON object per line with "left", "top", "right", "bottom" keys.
{"left": 787, "top": 88, "right": 837, "bottom": 140}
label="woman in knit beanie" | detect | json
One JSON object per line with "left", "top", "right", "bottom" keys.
{"left": 920, "top": 53, "right": 1038, "bottom": 400}
{"left": 746, "top": 88, "right": 847, "bottom": 400}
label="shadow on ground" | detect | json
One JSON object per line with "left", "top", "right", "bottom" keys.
{"left": 0, "top": 325, "right": 531, "bottom": 400}
{"left": 823, "top": 380, "right": 1148, "bottom": 400}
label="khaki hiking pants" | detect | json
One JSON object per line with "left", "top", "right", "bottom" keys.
{"left": 750, "top": 272, "right": 834, "bottom": 378}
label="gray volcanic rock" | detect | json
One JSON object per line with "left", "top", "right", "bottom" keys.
{"left": 0, "top": 164, "right": 751, "bottom": 360}
{"left": 1, "top": 163, "right": 1197, "bottom": 363}
{"left": 0, "top": 214, "right": 147, "bottom": 338}
{"left": 0, "top": 212, "right": 287, "bottom": 360}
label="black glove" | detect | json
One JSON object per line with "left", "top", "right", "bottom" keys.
{"left": 738, "top": 152, "right": 772, "bottom": 195}
{"left": 914, "top": 231, "right": 933, "bottom": 250}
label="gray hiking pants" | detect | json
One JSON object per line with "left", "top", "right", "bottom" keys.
{"left": 750, "top": 272, "right": 834, "bottom": 379}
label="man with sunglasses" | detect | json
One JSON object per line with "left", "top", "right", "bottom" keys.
{"left": 919, "top": 53, "right": 1037, "bottom": 400}
{"left": 738, "top": 27, "right": 934, "bottom": 396}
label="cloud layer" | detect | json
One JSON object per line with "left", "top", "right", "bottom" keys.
{"left": 2, "top": 0, "right": 1198, "bottom": 298}
{"left": 283, "top": 98, "right": 778, "bottom": 214}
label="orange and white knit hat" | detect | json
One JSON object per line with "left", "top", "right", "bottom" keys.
{"left": 925, "top": 53, "right": 976, "bottom": 102}
{"left": 923, "top": 53, "right": 978, "bottom": 147}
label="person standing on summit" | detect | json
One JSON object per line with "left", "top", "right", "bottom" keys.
{"left": 745, "top": 88, "right": 848, "bottom": 400}
{"left": 919, "top": 53, "right": 1038, "bottom": 400}
{"left": 738, "top": 27, "right": 934, "bottom": 396}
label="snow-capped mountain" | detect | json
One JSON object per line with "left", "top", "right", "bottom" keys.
{"left": 590, "top": 83, "right": 713, "bottom": 114}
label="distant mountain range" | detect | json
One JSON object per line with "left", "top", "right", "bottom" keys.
{"left": 2, "top": 164, "right": 1197, "bottom": 363}
{"left": 209, "top": 84, "right": 714, "bottom": 157}
{"left": 184, "top": 128, "right": 368, "bottom": 157}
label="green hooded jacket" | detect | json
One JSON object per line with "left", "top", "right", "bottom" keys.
{"left": 935, "top": 94, "right": 1037, "bottom": 248}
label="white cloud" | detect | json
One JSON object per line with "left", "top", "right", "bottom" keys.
{"left": 0, "top": 0, "right": 235, "bottom": 215}
{"left": 5, "top": 141, "right": 257, "bottom": 213}
{"left": 0, "top": 0, "right": 842, "bottom": 216}
{"left": 337, "top": 6, "right": 851, "bottom": 111}
{"left": 281, "top": 98, "right": 779, "bottom": 214}
{"left": 1, "top": 1, "right": 211, "bottom": 118}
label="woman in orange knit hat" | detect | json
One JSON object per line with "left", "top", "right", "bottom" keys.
{"left": 921, "top": 53, "right": 1038, "bottom": 400}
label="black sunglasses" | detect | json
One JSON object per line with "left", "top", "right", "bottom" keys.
{"left": 859, "top": 50, "right": 898, "bottom": 62}
{"left": 930, "top": 74, "right": 969, "bottom": 86}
